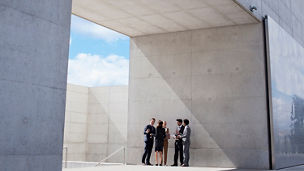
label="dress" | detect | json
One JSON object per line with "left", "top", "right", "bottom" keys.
{"left": 155, "top": 127, "right": 166, "bottom": 152}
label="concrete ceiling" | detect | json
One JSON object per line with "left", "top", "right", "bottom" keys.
{"left": 72, "top": 0, "right": 258, "bottom": 37}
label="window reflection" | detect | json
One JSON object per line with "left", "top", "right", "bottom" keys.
{"left": 267, "top": 16, "right": 304, "bottom": 169}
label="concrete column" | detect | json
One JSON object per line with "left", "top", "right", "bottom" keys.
{"left": 0, "top": 1, "right": 72, "bottom": 170}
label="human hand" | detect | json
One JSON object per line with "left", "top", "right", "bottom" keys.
{"left": 146, "top": 129, "right": 150, "bottom": 133}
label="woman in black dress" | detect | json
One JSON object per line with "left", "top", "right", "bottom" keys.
{"left": 155, "top": 120, "right": 166, "bottom": 166}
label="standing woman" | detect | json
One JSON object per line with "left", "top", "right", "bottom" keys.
{"left": 155, "top": 120, "right": 166, "bottom": 166}
{"left": 163, "top": 121, "right": 170, "bottom": 166}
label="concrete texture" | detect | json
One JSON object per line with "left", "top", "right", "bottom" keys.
{"left": 0, "top": 1, "right": 72, "bottom": 171}
{"left": 62, "top": 165, "right": 304, "bottom": 171}
{"left": 72, "top": 0, "right": 257, "bottom": 37}
{"left": 63, "top": 84, "right": 128, "bottom": 163}
{"left": 128, "top": 23, "right": 268, "bottom": 169}
{"left": 64, "top": 84, "right": 89, "bottom": 161}
{"left": 87, "top": 86, "right": 128, "bottom": 162}
{"left": 235, "top": 0, "right": 304, "bottom": 47}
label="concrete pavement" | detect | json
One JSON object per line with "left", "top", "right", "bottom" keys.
{"left": 62, "top": 165, "right": 304, "bottom": 171}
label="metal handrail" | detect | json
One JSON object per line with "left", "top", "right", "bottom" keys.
{"left": 96, "top": 146, "right": 126, "bottom": 166}
{"left": 63, "top": 146, "right": 68, "bottom": 168}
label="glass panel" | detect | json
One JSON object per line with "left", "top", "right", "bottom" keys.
{"left": 267, "top": 16, "right": 304, "bottom": 169}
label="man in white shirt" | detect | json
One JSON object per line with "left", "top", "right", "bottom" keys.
{"left": 171, "top": 119, "right": 184, "bottom": 166}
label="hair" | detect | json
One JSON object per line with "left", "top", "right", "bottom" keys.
{"left": 176, "top": 119, "right": 182, "bottom": 123}
{"left": 183, "top": 119, "right": 189, "bottom": 125}
{"left": 151, "top": 118, "right": 156, "bottom": 121}
{"left": 157, "top": 120, "right": 163, "bottom": 128}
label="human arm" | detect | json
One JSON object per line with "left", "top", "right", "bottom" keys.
{"left": 167, "top": 128, "right": 170, "bottom": 139}
{"left": 144, "top": 125, "right": 150, "bottom": 135}
{"left": 178, "top": 127, "right": 189, "bottom": 139}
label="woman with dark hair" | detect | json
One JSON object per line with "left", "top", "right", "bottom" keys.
{"left": 155, "top": 120, "right": 166, "bottom": 166}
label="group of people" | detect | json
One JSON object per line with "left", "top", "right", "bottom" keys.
{"left": 142, "top": 118, "right": 191, "bottom": 167}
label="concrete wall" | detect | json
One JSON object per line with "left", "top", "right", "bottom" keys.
{"left": 87, "top": 86, "right": 128, "bottom": 162}
{"left": 0, "top": 1, "right": 72, "bottom": 171}
{"left": 63, "top": 84, "right": 128, "bottom": 163}
{"left": 236, "top": 0, "right": 304, "bottom": 46}
{"left": 128, "top": 23, "right": 269, "bottom": 169}
{"left": 64, "top": 84, "right": 88, "bottom": 161}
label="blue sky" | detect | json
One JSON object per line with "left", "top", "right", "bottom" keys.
{"left": 68, "top": 15, "right": 130, "bottom": 87}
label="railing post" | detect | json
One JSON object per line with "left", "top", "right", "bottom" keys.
{"left": 63, "top": 146, "right": 68, "bottom": 168}
{"left": 65, "top": 147, "right": 68, "bottom": 168}
{"left": 123, "top": 147, "right": 126, "bottom": 165}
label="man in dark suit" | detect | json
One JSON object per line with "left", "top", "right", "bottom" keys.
{"left": 142, "top": 118, "right": 156, "bottom": 165}
{"left": 171, "top": 119, "right": 184, "bottom": 166}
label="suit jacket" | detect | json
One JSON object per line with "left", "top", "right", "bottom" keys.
{"left": 144, "top": 124, "right": 155, "bottom": 143}
{"left": 176, "top": 125, "right": 184, "bottom": 143}
{"left": 180, "top": 125, "right": 191, "bottom": 144}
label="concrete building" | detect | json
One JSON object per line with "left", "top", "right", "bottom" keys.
{"left": 63, "top": 84, "right": 128, "bottom": 163}
{"left": 1, "top": 0, "right": 304, "bottom": 170}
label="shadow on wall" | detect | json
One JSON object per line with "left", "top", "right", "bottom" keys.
{"left": 87, "top": 86, "right": 127, "bottom": 163}
{"left": 128, "top": 23, "right": 269, "bottom": 169}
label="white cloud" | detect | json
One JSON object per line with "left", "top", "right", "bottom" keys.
{"left": 71, "top": 15, "right": 128, "bottom": 42}
{"left": 67, "top": 53, "right": 129, "bottom": 87}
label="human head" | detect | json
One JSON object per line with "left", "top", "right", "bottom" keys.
{"left": 176, "top": 119, "right": 182, "bottom": 126}
{"left": 163, "top": 121, "right": 167, "bottom": 128}
{"left": 183, "top": 119, "right": 189, "bottom": 126}
{"left": 157, "top": 120, "right": 163, "bottom": 127}
{"left": 150, "top": 118, "right": 155, "bottom": 125}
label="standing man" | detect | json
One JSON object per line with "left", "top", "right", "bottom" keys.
{"left": 178, "top": 119, "right": 191, "bottom": 167}
{"left": 171, "top": 119, "right": 184, "bottom": 166}
{"left": 142, "top": 118, "right": 156, "bottom": 165}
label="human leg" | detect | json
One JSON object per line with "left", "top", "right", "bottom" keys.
{"left": 142, "top": 142, "right": 148, "bottom": 164}
{"left": 159, "top": 151, "right": 163, "bottom": 166}
{"left": 164, "top": 140, "right": 168, "bottom": 165}
{"left": 179, "top": 142, "right": 184, "bottom": 165}
{"left": 146, "top": 142, "right": 153, "bottom": 164}
{"left": 155, "top": 151, "right": 158, "bottom": 165}
{"left": 183, "top": 143, "right": 190, "bottom": 166}
{"left": 172, "top": 141, "right": 178, "bottom": 166}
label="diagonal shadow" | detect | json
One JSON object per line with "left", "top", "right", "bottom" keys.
{"left": 129, "top": 23, "right": 269, "bottom": 169}
{"left": 87, "top": 86, "right": 127, "bottom": 163}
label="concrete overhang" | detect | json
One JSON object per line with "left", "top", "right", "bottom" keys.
{"left": 72, "top": 0, "right": 258, "bottom": 37}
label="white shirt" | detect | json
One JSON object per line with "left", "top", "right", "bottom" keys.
{"left": 176, "top": 125, "right": 182, "bottom": 134}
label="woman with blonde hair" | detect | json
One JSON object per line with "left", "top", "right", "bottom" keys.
{"left": 163, "top": 121, "right": 170, "bottom": 166}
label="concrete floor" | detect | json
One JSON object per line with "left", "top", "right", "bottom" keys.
{"left": 62, "top": 165, "right": 304, "bottom": 171}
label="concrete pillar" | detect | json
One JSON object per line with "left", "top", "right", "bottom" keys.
{"left": 0, "top": 1, "right": 72, "bottom": 170}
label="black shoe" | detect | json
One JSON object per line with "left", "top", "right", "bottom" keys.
{"left": 171, "top": 164, "right": 177, "bottom": 166}
{"left": 160, "top": 164, "right": 162, "bottom": 166}
{"left": 156, "top": 164, "right": 158, "bottom": 166}
{"left": 146, "top": 163, "right": 152, "bottom": 166}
